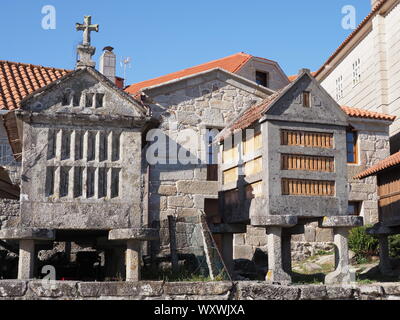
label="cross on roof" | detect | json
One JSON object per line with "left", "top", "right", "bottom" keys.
{"left": 76, "top": 16, "right": 99, "bottom": 46}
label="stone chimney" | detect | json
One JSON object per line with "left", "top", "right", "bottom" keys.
{"left": 99, "top": 46, "right": 116, "bottom": 83}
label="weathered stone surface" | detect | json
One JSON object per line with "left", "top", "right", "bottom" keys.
{"left": 164, "top": 282, "right": 233, "bottom": 296}
{"left": 78, "top": 281, "right": 164, "bottom": 297}
{"left": 382, "top": 283, "right": 400, "bottom": 296}
{"left": 359, "top": 285, "right": 384, "bottom": 297}
{"left": 0, "top": 280, "right": 27, "bottom": 297}
{"left": 176, "top": 181, "right": 218, "bottom": 195}
{"left": 326, "top": 285, "right": 356, "bottom": 300}
{"left": 320, "top": 216, "right": 363, "bottom": 228}
{"left": 157, "top": 185, "right": 177, "bottom": 196}
{"left": 28, "top": 281, "right": 78, "bottom": 298}
{"left": 298, "top": 285, "right": 328, "bottom": 300}
{"left": 0, "top": 228, "right": 55, "bottom": 240}
{"left": 251, "top": 215, "right": 298, "bottom": 228}
{"left": 167, "top": 196, "right": 194, "bottom": 208}
{"left": 236, "top": 282, "right": 300, "bottom": 300}
{"left": 109, "top": 228, "right": 159, "bottom": 241}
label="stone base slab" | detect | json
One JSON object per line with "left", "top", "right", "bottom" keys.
{"left": 108, "top": 228, "right": 159, "bottom": 241}
{"left": 1, "top": 280, "right": 400, "bottom": 300}
{"left": 251, "top": 215, "right": 298, "bottom": 228}
{"left": 319, "top": 216, "right": 363, "bottom": 228}
{"left": 0, "top": 228, "right": 55, "bottom": 240}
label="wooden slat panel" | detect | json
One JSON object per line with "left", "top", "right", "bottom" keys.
{"left": 281, "top": 154, "right": 334, "bottom": 172}
{"left": 245, "top": 181, "right": 263, "bottom": 200}
{"left": 245, "top": 157, "right": 263, "bottom": 176}
{"left": 281, "top": 130, "right": 333, "bottom": 149}
{"left": 223, "top": 145, "right": 239, "bottom": 164}
{"left": 243, "top": 131, "right": 262, "bottom": 156}
{"left": 223, "top": 167, "right": 238, "bottom": 184}
{"left": 282, "top": 179, "right": 335, "bottom": 196}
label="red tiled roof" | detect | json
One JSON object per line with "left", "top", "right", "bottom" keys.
{"left": 220, "top": 100, "right": 395, "bottom": 141}
{"left": 125, "top": 52, "right": 255, "bottom": 95}
{"left": 0, "top": 60, "right": 71, "bottom": 110}
{"left": 342, "top": 106, "right": 396, "bottom": 121}
{"left": 315, "top": 0, "right": 388, "bottom": 78}
{"left": 288, "top": 72, "right": 316, "bottom": 82}
{"left": 355, "top": 151, "right": 400, "bottom": 179}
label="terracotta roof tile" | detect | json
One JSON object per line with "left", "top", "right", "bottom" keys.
{"left": 355, "top": 151, "right": 400, "bottom": 179}
{"left": 342, "top": 106, "right": 396, "bottom": 121}
{"left": 125, "top": 52, "right": 255, "bottom": 95}
{"left": 219, "top": 100, "right": 395, "bottom": 141}
{"left": 315, "top": 0, "right": 387, "bottom": 78}
{"left": 0, "top": 60, "right": 71, "bottom": 110}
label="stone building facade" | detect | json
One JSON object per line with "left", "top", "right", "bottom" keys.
{"left": 315, "top": 0, "right": 400, "bottom": 150}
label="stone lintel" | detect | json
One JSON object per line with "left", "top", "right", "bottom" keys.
{"left": 108, "top": 228, "right": 159, "bottom": 241}
{"left": 319, "top": 216, "right": 363, "bottom": 229}
{"left": 0, "top": 228, "right": 55, "bottom": 241}
{"left": 251, "top": 215, "right": 298, "bottom": 228}
{"left": 209, "top": 224, "right": 247, "bottom": 234}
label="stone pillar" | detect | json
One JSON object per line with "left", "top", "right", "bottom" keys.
{"left": 325, "top": 228, "right": 355, "bottom": 285}
{"left": 282, "top": 229, "right": 292, "bottom": 275}
{"left": 265, "top": 227, "right": 291, "bottom": 285}
{"left": 18, "top": 240, "right": 35, "bottom": 280}
{"left": 126, "top": 240, "right": 141, "bottom": 282}
{"left": 222, "top": 233, "right": 233, "bottom": 275}
{"left": 378, "top": 234, "right": 392, "bottom": 275}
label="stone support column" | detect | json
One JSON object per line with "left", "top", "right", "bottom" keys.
{"left": 325, "top": 228, "right": 355, "bottom": 285}
{"left": 265, "top": 226, "right": 291, "bottom": 285}
{"left": 281, "top": 229, "right": 292, "bottom": 275}
{"left": 378, "top": 234, "right": 392, "bottom": 275}
{"left": 18, "top": 240, "right": 35, "bottom": 280}
{"left": 126, "top": 240, "right": 141, "bottom": 282}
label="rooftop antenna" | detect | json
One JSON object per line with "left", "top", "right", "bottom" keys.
{"left": 120, "top": 56, "right": 132, "bottom": 81}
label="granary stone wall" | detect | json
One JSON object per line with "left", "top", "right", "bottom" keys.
{"left": 0, "top": 280, "right": 399, "bottom": 300}
{"left": 0, "top": 199, "right": 20, "bottom": 230}
{"left": 347, "top": 124, "right": 391, "bottom": 225}
{"left": 144, "top": 70, "right": 268, "bottom": 253}
{"left": 232, "top": 120, "right": 391, "bottom": 260}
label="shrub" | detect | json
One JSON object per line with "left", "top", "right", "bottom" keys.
{"left": 348, "top": 226, "right": 379, "bottom": 264}
{"left": 389, "top": 234, "right": 400, "bottom": 258}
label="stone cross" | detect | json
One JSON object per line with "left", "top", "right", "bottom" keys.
{"left": 76, "top": 16, "right": 99, "bottom": 46}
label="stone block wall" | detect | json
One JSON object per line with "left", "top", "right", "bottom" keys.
{"left": 145, "top": 72, "right": 267, "bottom": 255}
{"left": 0, "top": 280, "right": 399, "bottom": 300}
{"left": 0, "top": 199, "right": 20, "bottom": 230}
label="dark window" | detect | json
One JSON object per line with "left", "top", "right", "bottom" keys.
{"left": 256, "top": 71, "right": 268, "bottom": 87}
{"left": 303, "top": 91, "right": 311, "bottom": 108}
{"left": 86, "top": 93, "right": 94, "bottom": 108}
{"left": 346, "top": 129, "right": 358, "bottom": 163}
{"left": 348, "top": 201, "right": 361, "bottom": 216}
{"left": 95, "top": 93, "right": 105, "bottom": 108}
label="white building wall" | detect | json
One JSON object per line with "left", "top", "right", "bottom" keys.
{"left": 385, "top": 2, "right": 400, "bottom": 136}
{"left": 320, "top": 2, "right": 400, "bottom": 150}
{"left": 321, "top": 30, "right": 378, "bottom": 113}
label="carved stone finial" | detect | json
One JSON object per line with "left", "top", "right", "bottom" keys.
{"left": 75, "top": 16, "right": 99, "bottom": 69}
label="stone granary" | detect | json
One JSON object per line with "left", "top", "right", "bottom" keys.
{"left": 216, "top": 70, "right": 364, "bottom": 284}
{"left": 0, "top": 13, "right": 397, "bottom": 284}
{"left": 0, "top": 16, "right": 157, "bottom": 281}
{"left": 355, "top": 152, "right": 400, "bottom": 275}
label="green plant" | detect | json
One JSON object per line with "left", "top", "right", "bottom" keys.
{"left": 348, "top": 226, "right": 379, "bottom": 264}
{"left": 389, "top": 234, "right": 400, "bottom": 258}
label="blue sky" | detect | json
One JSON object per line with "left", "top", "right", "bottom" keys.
{"left": 0, "top": 0, "right": 371, "bottom": 85}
